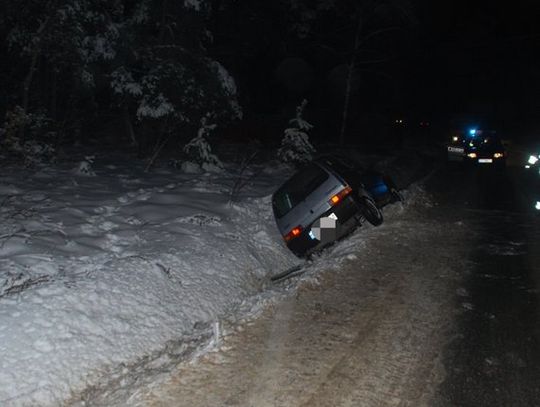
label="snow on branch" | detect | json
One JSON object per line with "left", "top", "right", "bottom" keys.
{"left": 182, "top": 115, "right": 223, "bottom": 172}
{"left": 277, "top": 99, "right": 316, "bottom": 165}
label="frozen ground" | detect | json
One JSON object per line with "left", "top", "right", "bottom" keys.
{"left": 131, "top": 188, "right": 468, "bottom": 407}
{"left": 0, "top": 147, "right": 433, "bottom": 406}
{"left": 103, "top": 163, "right": 540, "bottom": 407}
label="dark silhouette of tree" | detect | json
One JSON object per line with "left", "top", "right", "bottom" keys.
{"left": 1, "top": 0, "right": 240, "bottom": 162}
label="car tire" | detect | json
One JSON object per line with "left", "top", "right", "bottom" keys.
{"left": 358, "top": 196, "right": 384, "bottom": 226}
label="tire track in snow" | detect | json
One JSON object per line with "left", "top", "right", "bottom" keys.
{"left": 135, "top": 212, "right": 472, "bottom": 407}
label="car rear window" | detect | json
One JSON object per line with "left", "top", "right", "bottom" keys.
{"left": 272, "top": 164, "right": 330, "bottom": 218}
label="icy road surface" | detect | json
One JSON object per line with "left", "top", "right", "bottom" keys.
{"left": 132, "top": 196, "right": 472, "bottom": 406}
{"left": 132, "top": 166, "right": 540, "bottom": 407}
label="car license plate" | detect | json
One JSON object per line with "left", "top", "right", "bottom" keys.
{"left": 478, "top": 158, "right": 493, "bottom": 163}
{"left": 309, "top": 213, "right": 338, "bottom": 241}
{"left": 448, "top": 146, "right": 464, "bottom": 153}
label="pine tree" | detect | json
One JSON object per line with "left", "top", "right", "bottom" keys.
{"left": 182, "top": 115, "right": 223, "bottom": 172}
{"left": 277, "top": 99, "right": 316, "bottom": 165}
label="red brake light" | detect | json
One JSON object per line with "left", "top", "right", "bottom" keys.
{"left": 329, "top": 186, "right": 352, "bottom": 206}
{"left": 284, "top": 226, "right": 302, "bottom": 242}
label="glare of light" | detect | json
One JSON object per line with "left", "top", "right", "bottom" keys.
{"left": 493, "top": 152, "right": 504, "bottom": 159}
{"left": 329, "top": 186, "right": 352, "bottom": 206}
{"left": 535, "top": 201, "right": 540, "bottom": 210}
{"left": 525, "top": 165, "right": 531, "bottom": 169}
{"left": 284, "top": 226, "right": 303, "bottom": 242}
{"left": 452, "top": 136, "right": 459, "bottom": 142}
{"left": 528, "top": 155, "right": 539, "bottom": 165}
{"left": 469, "top": 142, "right": 474, "bottom": 147}
{"left": 467, "top": 152, "right": 477, "bottom": 158}
{"left": 469, "top": 129, "right": 476, "bottom": 136}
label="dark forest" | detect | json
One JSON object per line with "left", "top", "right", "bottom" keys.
{"left": 1, "top": 0, "right": 540, "bottom": 167}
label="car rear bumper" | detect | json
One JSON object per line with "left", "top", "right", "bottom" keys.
{"left": 465, "top": 156, "right": 506, "bottom": 167}
{"left": 286, "top": 196, "right": 360, "bottom": 256}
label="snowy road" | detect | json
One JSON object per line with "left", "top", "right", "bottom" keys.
{"left": 137, "top": 218, "right": 463, "bottom": 406}
{"left": 431, "top": 165, "right": 540, "bottom": 406}
{"left": 77, "top": 161, "right": 540, "bottom": 407}
{"left": 127, "top": 184, "right": 472, "bottom": 406}
{"left": 130, "top": 165, "right": 540, "bottom": 407}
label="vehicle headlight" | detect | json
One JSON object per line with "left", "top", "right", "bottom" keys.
{"left": 528, "top": 155, "right": 539, "bottom": 165}
{"left": 467, "top": 152, "right": 477, "bottom": 158}
{"left": 536, "top": 201, "right": 540, "bottom": 211}
{"left": 493, "top": 152, "right": 504, "bottom": 159}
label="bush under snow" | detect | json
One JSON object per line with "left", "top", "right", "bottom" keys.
{"left": 183, "top": 116, "right": 224, "bottom": 172}
{"left": 277, "top": 99, "right": 316, "bottom": 165}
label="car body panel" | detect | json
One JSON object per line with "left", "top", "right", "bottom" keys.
{"left": 273, "top": 163, "right": 348, "bottom": 235}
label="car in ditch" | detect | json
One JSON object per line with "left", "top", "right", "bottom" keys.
{"left": 271, "top": 155, "right": 402, "bottom": 257}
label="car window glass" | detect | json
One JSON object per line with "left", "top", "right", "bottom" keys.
{"left": 470, "top": 135, "right": 503, "bottom": 150}
{"left": 273, "top": 164, "right": 329, "bottom": 218}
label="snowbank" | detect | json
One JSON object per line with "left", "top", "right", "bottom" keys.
{"left": 0, "top": 148, "right": 435, "bottom": 406}
{"left": 0, "top": 156, "right": 298, "bottom": 406}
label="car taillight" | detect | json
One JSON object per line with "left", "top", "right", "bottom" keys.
{"left": 328, "top": 186, "right": 352, "bottom": 206}
{"left": 284, "top": 226, "right": 302, "bottom": 242}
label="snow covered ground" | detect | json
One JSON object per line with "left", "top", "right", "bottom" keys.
{"left": 0, "top": 147, "right": 433, "bottom": 406}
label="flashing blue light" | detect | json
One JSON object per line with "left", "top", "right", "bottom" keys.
{"left": 469, "top": 129, "right": 476, "bottom": 136}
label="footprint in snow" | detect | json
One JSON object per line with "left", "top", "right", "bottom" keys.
{"left": 456, "top": 287, "right": 469, "bottom": 297}
{"left": 118, "top": 189, "right": 152, "bottom": 204}
{"left": 176, "top": 214, "right": 222, "bottom": 227}
{"left": 461, "top": 302, "right": 474, "bottom": 311}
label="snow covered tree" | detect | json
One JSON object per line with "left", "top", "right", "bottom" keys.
{"left": 108, "top": 0, "right": 242, "bottom": 158}
{"left": 277, "top": 99, "right": 316, "bottom": 165}
{"left": 182, "top": 115, "right": 223, "bottom": 172}
{"left": 1, "top": 0, "right": 241, "bottom": 163}
{"left": 0, "top": 0, "right": 126, "bottom": 159}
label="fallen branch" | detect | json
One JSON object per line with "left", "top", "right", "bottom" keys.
{"left": 1, "top": 275, "right": 51, "bottom": 298}
{"left": 228, "top": 150, "right": 262, "bottom": 203}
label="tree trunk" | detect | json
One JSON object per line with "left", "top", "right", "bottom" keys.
{"left": 19, "top": 18, "right": 50, "bottom": 141}
{"left": 50, "top": 69, "right": 58, "bottom": 121}
{"left": 339, "top": 12, "right": 363, "bottom": 146}
{"left": 122, "top": 103, "right": 138, "bottom": 148}
{"left": 158, "top": 0, "right": 169, "bottom": 44}
{"left": 210, "top": 0, "right": 222, "bottom": 34}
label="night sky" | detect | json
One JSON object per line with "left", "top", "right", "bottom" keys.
{"left": 413, "top": 0, "right": 540, "bottom": 136}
